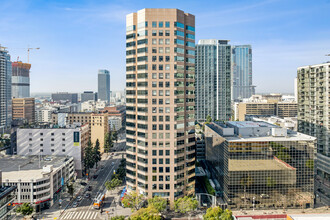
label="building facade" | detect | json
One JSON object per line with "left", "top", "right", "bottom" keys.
{"left": 81, "top": 91, "right": 97, "bottom": 102}
{"left": 98, "top": 69, "right": 110, "bottom": 103}
{"left": 11, "top": 61, "right": 31, "bottom": 98}
{"left": 235, "top": 102, "right": 297, "bottom": 121}
{"left": 12, "top": 98, "right": 35, "bottom": 123}
{"left": 231, "top": 45, "right": 254, "bottom": 101}
{"left": 205, "top": 121, "right": 316, "bottom": 210}
{"left": 51, "top": 112, "right": 109, "bottom": 153}
{"left": 1, "top": 155, "right": 74, "bottom": 211}
{"left": 51, "top": 92, "right": 78, "bottom": 104}
{"left": 102, "top": 105, "right": 126, "bottom": 130}
{"left": 125, "top": 8, "right": 196, "bottom": 201}
{"left": 0, "top": 46, "right": 12, "bottom": 133}
{"left": 196, "top": 39, "right": 232, "bottom": 122}
{"left": 16, "top": 125, "right": 89, "bottom": 177}
{"left": 297, "top": 63, "right": 330, "bottom": 197}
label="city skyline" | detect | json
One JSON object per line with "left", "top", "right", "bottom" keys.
{"left": 1, "top": 0, "right": 329, "bottom": 93}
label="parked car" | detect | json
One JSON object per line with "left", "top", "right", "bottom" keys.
{"left": 93, "top": 175, "right": 98, "bottom": 179}
{"left": 87, "top": 186, "right": 92, "bottom": 191}
{"left": 80, "top": 182, "right": 87, "bottom": 186}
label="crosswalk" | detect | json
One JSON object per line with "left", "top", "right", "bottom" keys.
{"left": 61, "top": 211, "right": 99, "bottom": 219}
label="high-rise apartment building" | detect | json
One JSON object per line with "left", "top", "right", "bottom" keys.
{"left": 0, "top": 46, "right": 12, "bottom": 133}
{"left": 12, "top": 98, "right": 35, "bottom": 123}
{"left": 12, "top": 61, "right": 31, "bottom": 98}
{"left": 297, "top": 63, "right": 330, "bottom": 192}
{"left": 231, "top": 45, "right": 254, "bottom": 101}
{"left": 125, "top": 8, "right": 196, "bottom": 201}
{"left": 98, "top": 69, "right": 110, "bottom": 103}
{"left": 196, "top": 39, "right": 232, "bottom": 122}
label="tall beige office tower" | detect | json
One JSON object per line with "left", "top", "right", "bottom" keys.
{"left": 125, "top": 9, "right": 196, "bottom": 202}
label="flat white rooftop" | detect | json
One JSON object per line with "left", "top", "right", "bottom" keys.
{"left": 0, "top": 155, "right": 72, "bottom": 182}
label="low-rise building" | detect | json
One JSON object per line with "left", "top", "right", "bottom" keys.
{"left": 205, "top": 121, "right": 316, "bottom": 210}
{"left": 51, "top": 92, "right": 78, "bottom": 104}
{"left": 16, "top": 125, "right": 89, "bottom": 177}
{"left": 12, "top": 97, "right": 35, "bottom": 123}
{"left": 1, "top": 155, "right": 74, "bottom": 211}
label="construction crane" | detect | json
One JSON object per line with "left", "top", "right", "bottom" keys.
{"left": 0, "top": 46, "right": 40, "bottom": 63}
{"left": 27, "top": 47, "right": 40, "bottom": 63}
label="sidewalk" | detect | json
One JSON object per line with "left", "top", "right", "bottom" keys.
{"left": 101, "top": 186, "right": 131, "bottom": 219}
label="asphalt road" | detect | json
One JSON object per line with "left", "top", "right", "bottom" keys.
{"left": 59, "top": 133, "right": 126, "bottom": 220}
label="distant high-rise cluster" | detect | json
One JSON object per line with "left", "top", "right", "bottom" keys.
{"left": 195, "top": 40, "right": 254, "bottom": 122}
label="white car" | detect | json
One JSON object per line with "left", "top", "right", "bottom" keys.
{"left": 77, "top": 196, "right": 82, "bottom": 201}
{"left": 72, "top": 202, "right": 78, "bottom": 208}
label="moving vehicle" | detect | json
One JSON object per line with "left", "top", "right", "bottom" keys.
{"left": 85, "top": 193, "right": 90, "bottom": 198}
{"left": 93, "top": 193, "right": 105, "bottom": 209}
{"left": 77, "top": 196, "right": 82, "bottom": 201}
{"left": 87, "top": 186, "right": 92, "bottom": 191}
{"left": 72, "top": 202, "right": 78, "bottom": 208}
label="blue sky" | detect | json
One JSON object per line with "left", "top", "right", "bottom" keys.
{"left": 1, "top": 0, "right": 329, "bottom": 94}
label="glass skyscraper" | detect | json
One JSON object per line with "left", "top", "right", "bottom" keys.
{"left": 196, "top": 39, "right": 232, "bottom": 122}
{"left": 0, "top": 46, "right": 12, "bottom": 133}
{"left": 98, "top": 69, "right": 110, "bottom": 103}
{"left": 231, "top": 45, "right": 254, "bottom": 101}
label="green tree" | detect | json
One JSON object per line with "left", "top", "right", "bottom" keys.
{"left": 67, "top": 182, "right": 74, "bottom": 198}
{"left": 122, "top": 191, "right": 145, "bottom": 211}
{"left": 83, "top": 140, "right": 95, "bottom": 175}
{"left": 130, "top": 205, "right": 162, "bottom": 220}
{"left": 203, "top": 206, "right": 223, "bottom": 219}
{"left": 16, "top": 203, "right": 33, "bottom": 216}
{"left": 111, "top": 216, "right": 125, "bottom": 220}
{"left": 105, "top": 178, "right": 122, "bottom": 192}
{"left": 203, "top": 207, "right": 233, "bottom": 220}
{"left": 93, "top": 139, "right": 101, "bottom": 168}
{"left": 221, "top": 209, "right": 233, "bottom": 220}
{"left": 104, "top": 132, "right": 114, "bottom": 154}
{"left": 174, "top": 196, "right": 198, "bottom": 214}
{"left": 206, "top": 115, "right": 212, "bottom": 124}
{"left": 148, "top": 196, "right": 167, "bottom": 213}
{"left": 112, "top": 125, "right": 118, "bottom": 143}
